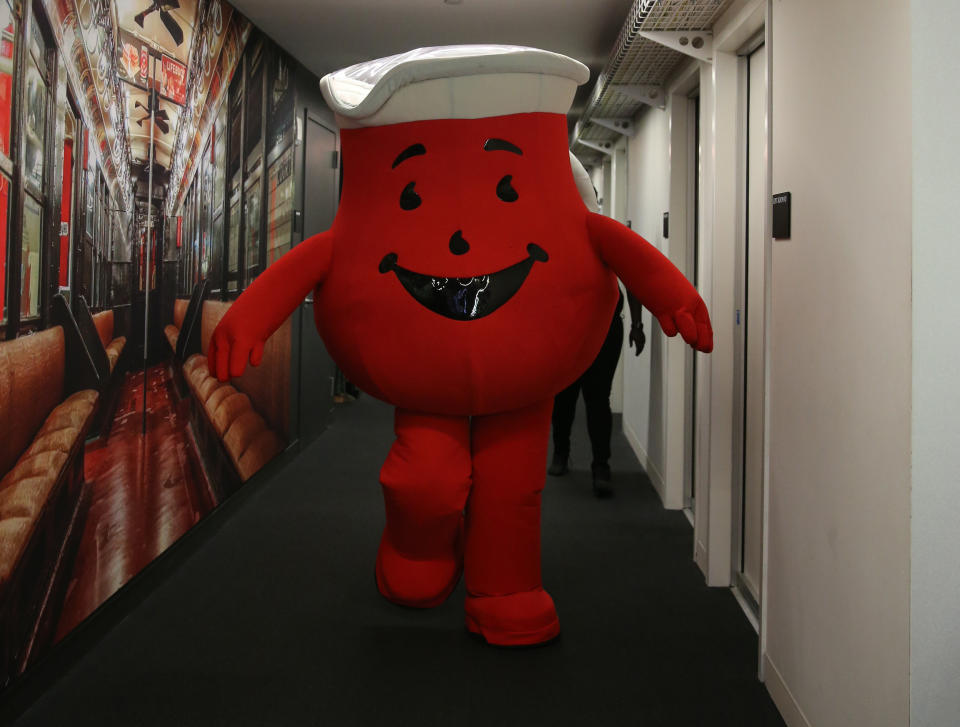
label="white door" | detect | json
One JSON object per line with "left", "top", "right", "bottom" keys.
{"left": 684, "top": 91, "right": 700, "bottom": 515}
{"left": 739, "top": 42, "right": 767, "bottom": 606}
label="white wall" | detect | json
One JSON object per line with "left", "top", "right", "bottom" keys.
{"left": 910, "top": 1, "right": 960, "bottom": 724}
{"left": 763, "top": 1, "right": 911, "bottom": 725}
{"left": 620, "top": 104, "right": 671, "bottom": 499}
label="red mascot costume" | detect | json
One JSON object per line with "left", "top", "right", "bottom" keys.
{"left": 208, "top": 46, "right": 713, "bottom": 646}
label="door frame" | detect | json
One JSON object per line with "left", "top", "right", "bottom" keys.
{"left": 689, "top": 0, "right": 770, "bottom": 622}
{"left": 684, "top": 89, "right": 700, "bottom": 516}
{"left": 660, "top": 60, "right": 699, "bottom": 513}
{"left": 731, "top": 34, "right": 767, "bottom": 623}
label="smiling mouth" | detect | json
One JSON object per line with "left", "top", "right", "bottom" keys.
{"left": 378, "top": 243, "right": 548, "bottom": 321}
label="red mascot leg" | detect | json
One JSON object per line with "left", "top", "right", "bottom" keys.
{"left": 377, "top": 408, "right": 472, "bottom": 608}
{"left": 464, "top": 399, "right": 560, "bottom": 645}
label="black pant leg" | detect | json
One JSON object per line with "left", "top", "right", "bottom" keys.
{"left": 581, "top": 309, "right": 625, "bottom": 467}
{"left": 551, "top": 378, "right": 582, "bottom": 456}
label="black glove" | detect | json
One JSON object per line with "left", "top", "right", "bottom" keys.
{"left": 626, "top": 291, "right": 646, "bottom": 356}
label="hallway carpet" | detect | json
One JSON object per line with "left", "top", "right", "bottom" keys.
{"left": 4, "top": 395, "right": 785, "bottom": 726}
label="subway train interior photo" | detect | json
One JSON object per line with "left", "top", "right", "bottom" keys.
{"left": 0, "top": 0, "right": 340, "bottom": 697}
{"left": 0, "top": 0, "right": 957, "bottom": 725}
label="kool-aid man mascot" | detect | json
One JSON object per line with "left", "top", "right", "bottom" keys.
{"left": 208, "top": 46, "right": 713, "bottom": 646}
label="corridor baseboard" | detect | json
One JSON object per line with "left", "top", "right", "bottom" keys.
{"left": 622, "top": 416, "right": 668, "bottom": 506}
{"left": 763, "top": 655, "right": 812, "bottom": 727}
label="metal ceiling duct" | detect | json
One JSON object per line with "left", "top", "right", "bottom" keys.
{"left": 572, "top": 0, "right": 733, "bottom": 160}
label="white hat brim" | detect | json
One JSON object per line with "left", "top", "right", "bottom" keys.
{"left": 320, "top": 45, "right": 590, "bottom": 127}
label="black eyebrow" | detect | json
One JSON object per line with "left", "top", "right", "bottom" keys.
{"left": 392, "top": 143, "right": 426, "bottom": 168}
{"left": 483, "top": 138, "right": 523, "bottom": 155}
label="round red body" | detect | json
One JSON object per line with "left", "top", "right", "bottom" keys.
{"left": 314, "top": 112, "right": 618, "bottom": 416}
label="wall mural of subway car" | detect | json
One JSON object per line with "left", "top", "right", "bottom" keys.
{"left": 0, "top": 0, "right": 338, "bottom": 690}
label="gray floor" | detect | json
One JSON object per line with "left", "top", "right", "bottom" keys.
{"left": 2, "top": 395, "right": 785, "bottom": 726}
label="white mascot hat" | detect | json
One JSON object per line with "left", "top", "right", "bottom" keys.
{"left": 319, "top": 44, "right": 598, "bottom": 211}
{"left": 319, "top": 44, "right": 590, "bottom": 129}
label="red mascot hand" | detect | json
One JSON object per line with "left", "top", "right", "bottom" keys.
{"left": 208, "top": 230, "right": 334, "bottom": 381}
{"left": 586, "top": 212, "right": 713, "bottom": 353}
{"left": 207, "top": 328, "right": 265, "bottom": 382}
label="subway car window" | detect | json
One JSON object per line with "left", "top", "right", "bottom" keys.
{"left": 79, "top": 148, "right": 93, "bottom": 303}
{"left": 0, "top": 1, "right": 13, "bottom": 324}
{"left": 192, "top": 179, "right": 200, "bottom": 286}
{"left": 182, "top": 181, "right": 190, "bottom": 289}
{"left": 84, "top": 153, "right": 94, "bottom": 236}
{"left": 227, "top": 180, "right": 239, "bottom": 291}
{"left": 266, "top": 138, "right": 293, "bottom": 264}
{"left": 243, "top": 47, "right": 264, "bottom": 287}
{"left": 23, "top": 10, "right": 46, "bottom": 193}
{"left": 183, "top": 182, "right": 191, "bottom": 290}
{"left": 0, "top": 173, "right": 7, "bottom": 324}
{"left": 226, "top": 70, "right": 242, "bottom": 293}
{"left": 266, "top": 48, "right": 293, "bottom": 265}
{"left": 20, "top": 10, "right": 51, "bottom": 322}
{"left": 243, "top": 171, "right": 260, "bottom": 284}
{"left": 20, "top": 195, "right": 41, "bottom": 318}
{"left": 93, "top": 174, "right": 103, "bottom": 306}
{"left": 210, "top": 101, "right": 226, "bottom": 294}
{"left": 0, "top": 0, "right": 12, "bottom": 157}
{"left": 200, "top": 141, "right": 212, "bottom": 279}
{"left": 267, "top": 50, "right": 292, "bottom": 151}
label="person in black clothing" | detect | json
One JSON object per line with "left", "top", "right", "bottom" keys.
{"left": 548, "top": 289, "right": 646, "bottom": 496}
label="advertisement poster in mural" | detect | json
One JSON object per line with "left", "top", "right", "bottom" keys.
{"left": 160, "top": 54, "right": 187, "bottom": 105}
{"left": 0, "top": 0, "right": 326, "bottom": 695}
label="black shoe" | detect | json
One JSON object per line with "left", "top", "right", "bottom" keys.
{"left": 548, "top": 451, "right": 569, "bottom": 476}
{"left": 592, "top": 463, "right": 613, "bottom": 498}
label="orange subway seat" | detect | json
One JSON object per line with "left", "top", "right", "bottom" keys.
{"left": 164, "top": 325, "right": 180, "bottom": 352}
{"left": 211, "top": 392, "right": 252, "bottom": 436}
{"left": 0, "top": 451, "right": 69, "bottom": 491}
{"left": 25, "top": 428, "right": 81, "bottom": 458}
{"left": 196, "top": 375, "right": 221, "bottom": 404}
{"left": 204, "top": 384, "right": 238, "bottom": 414}
{"left": 39, "top": 395, "right": 97, "bottom": 436}
{"left": 105, "top": 337, "right": 126, "bottom": 373}
{"left": 0, "top": 476, "right": 57, "bottom": 520}
{"left": 0, "top": 517, "right": 35, "bottom": 585}
{"left": 222, "top": 410, "right": 269, "bottom": 466}
{"left": 236, "top": 429, "right": 285, "bottom": 482}
{"left": 183, "top": 354, "right": 206, "bottom": 376}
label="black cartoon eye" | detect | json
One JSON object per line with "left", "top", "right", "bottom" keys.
{"left": 400, "top": 181, "right": 421, "bottom": 210}
{"left": 496, "top": 175, "right": 518, "bottom": 202}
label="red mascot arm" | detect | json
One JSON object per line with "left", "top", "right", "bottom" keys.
{"left": 208, "top": 230, "right": 334, "bottom": 381}
{"left": 586, "top": 212, "right": 713, "bottom": 353}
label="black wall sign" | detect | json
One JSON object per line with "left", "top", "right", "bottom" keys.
{"left": 773, "top": 192, "right": 791, "bottom": 239}
{"left": 663, "top": 211, "right": 669, "bottom": 239}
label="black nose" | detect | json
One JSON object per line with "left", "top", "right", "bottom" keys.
{"left": 449, "top": 230, "right": 470, "bottom": 255}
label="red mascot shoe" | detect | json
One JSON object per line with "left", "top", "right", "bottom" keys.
{"left": 207, "top": 46, "right": 713, "bottom": 647}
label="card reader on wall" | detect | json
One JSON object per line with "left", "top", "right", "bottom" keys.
{"left": 773, "top": 192, "right": 791, "bottom": 239}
